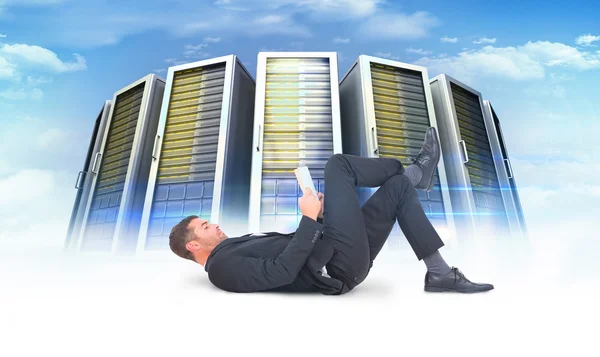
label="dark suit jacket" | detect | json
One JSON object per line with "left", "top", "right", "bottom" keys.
{"left": 204, "top": 215, "right": 351, "bottom": 295}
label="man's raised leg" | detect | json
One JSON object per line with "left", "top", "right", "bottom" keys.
{"left": 321, "top": 153, "right": 405, "bottom": 289}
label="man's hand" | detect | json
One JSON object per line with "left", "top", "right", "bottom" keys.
{"left": 299, "top": 188, "right": 321, "bottom": 221}
{"left": 317, "top": 192, "right": 324, "bottom": 219}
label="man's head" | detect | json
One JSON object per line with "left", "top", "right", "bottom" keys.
{"left": 169, "top": 215, "right": 228, "bottom": 264}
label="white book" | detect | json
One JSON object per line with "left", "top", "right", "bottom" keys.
{"left": 293, "top": 165, "right": 317, "bottom": 196}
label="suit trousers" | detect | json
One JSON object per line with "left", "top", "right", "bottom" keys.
{"left": 321, "top": 154, "right": 445, "bottom": 291}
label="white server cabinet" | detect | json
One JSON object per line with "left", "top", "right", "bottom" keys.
{"left": 65, "top": 100, "right": 112, "bottom": 251}
{"left": 249, "top": 52, "right": 343, "bottom": 234}
{"left": 136, "top": 55, "right": 256, "bottom": 252}
{"left": 429, "top": 74, "right": 512, "bottom": 240}
{"left": 76, "top": 74, "right": 166, "bottom": 253}
{"left": 339, "top": 55, "right": 456, "bottom": 245}
{"left": 482, "top": 100, "right": 528, "bottom": 239}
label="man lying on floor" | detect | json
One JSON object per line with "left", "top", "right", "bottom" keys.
{"left": 168, "top": 127, "right": 494, "bottom": 295}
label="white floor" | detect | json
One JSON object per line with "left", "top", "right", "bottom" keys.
{"left": 1, "top": 236, "right": 598, "bottom": 357}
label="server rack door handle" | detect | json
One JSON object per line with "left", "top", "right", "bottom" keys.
{"left": 75, "top": 171, "right": 86, "bottom": 189}
{"left": 256, "top": 124, "right": 263, "bottom": 152}
{"left": 504, "top": 159, "right": 513, "bottom": 178}
{"left": 91, "top": 152, "right": 102, "bottom": 174}
{"left": 152, "top": 135, "right": 161, "bottom": 160}
{"left": 459, "top": 140, "right": 469, "bottom": 164}
{"left": 371, "top": 127, "right": 379, "bottom": 154}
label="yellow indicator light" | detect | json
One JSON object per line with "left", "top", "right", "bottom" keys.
{"left": 376, "top": 118, "right": 413, "bottom": 127}
{"left": 159, "top": 155, "right": 193, "bottom": 162}
{"left": 164, "top": 129, "right": 196, "bottom": 137}
{"left": 164, "top": 138, "right": 194, "bottom": 144}
{"left": 159, "top": 164, "right": 192, "bottom": 170}
{"left": 373, "top": 86, "right": 401, "bottom": 96}
{"left": 177, "top": 67, "right": 203, "bottom": 74}
{"left": 262, "top": 160, "right": 301, "bottom": 163}
{"left": 167, "top": 112, "right": 203, "bottom": 121}
{"left": 173, "top": 81, "right": 212, "bottom": 91}
{"left": 158, "top": 173, "right": 193, "bottom": 179}
{"left": 373, "top": 94, "right": 403, "bottom": 103}
{"left": 372, "top": 70, "right": 401, "bottom": 81}
{"left": 101, "top": 168, "right": 120, "bottom": 176}
{"left": 161, "top": 147, "right": 192, "bottom": 154}
{"left": 169, "top": 97, "right": 211, "bottom": 105}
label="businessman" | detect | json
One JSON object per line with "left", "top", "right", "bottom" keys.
{"left": 169, "top": 127, "right": 494, "bottom": 295}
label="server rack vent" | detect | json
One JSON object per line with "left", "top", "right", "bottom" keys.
{"left": 83, "top": 83, "right": 145, "bottom": 249}
{"left": 370, "top": 62, "right": 446, "bottom": 225}
{"left": 260, "top": 57, "right": 334, "bottom": 230}
{"left": 450, "top": 83, "right": 508, "bottom": 229}
{"left": 145, "top": 63, "right": 226, "bottom": 248}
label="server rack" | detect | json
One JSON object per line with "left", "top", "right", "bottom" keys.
{"left": 249, "top": 52, "right": 343, "bottom": 234}
{"left": 339, "top": 55, "right": 456, "bottom": 245}
{"left": 429, "top": 74, "right": 512, "bottom": 240}
{"left": 75, "top": 74, "right": 166, "bottom": 253}
{"left": 136, "top": 55, "right": 256, "bottom": 252}
{"left": 64, "top": 100, "right": 112, "bottom": 251}
{"left": 482, "top": 100, "right": 528, "bottom": 239}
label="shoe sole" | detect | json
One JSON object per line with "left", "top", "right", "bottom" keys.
{"left": 424, "top": 286, "right": 494, "bottom": 293}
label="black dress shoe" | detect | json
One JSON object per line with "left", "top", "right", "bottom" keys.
{"left": 413, "top": 127, "right": 441, "bottom": 192}
{"left": 424, "top": 267, "right": 494, "bottom": 293}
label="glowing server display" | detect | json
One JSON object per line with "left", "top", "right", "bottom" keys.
{"left": 136, "top": 55, "right": 256, "bottom": 252}
{"left": 249, "top": 52, "right": 342, "bottom": 233}
{"left": 65, "top": 100, "right": 112, "bottom": 251}
{"left": 76, "top": 74, "right": 165, "bottom": 252}
{"left": 339, "top": 55, "right": 456, "bottom": 244}
{"left": 429, "top": 74, "right": 512, "bottom": 239}
{"left": 482, "top": 100, "right": 528, "bottom": 239}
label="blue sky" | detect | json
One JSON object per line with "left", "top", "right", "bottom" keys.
{"left": 0, "top": 0, "right": 599, "bottom": 246}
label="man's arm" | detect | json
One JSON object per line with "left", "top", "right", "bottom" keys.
{"left": 207, "top": 215, "right": 323, "bottom": 292}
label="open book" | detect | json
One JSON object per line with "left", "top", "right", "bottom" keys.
{"left": 293, "top": 165, "right": 318, "bottom": 196}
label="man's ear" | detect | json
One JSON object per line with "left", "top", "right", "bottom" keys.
{"left": 186, "top": 240, "right": 200, "bottom": 252}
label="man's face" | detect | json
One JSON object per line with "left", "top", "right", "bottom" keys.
{"left": 188, "top": 218, "right": 228, "bottom": 251}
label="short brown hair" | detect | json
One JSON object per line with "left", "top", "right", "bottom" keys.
{"left": 169, "top": 215, "right": 199, "bottom": 262}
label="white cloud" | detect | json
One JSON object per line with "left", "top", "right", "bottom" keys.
{"left": 333, "top": 36, "right": 350, "bottom": 44}
{"left": 374, "top": 52, "right": 400, "bottom": 60}
{"left": 473, "top": 36, "right": 497, "bottom": 44}
{"left": 249, "top": 14, "right": 310, "bottom": 36}
{"left": 184, "top": 43, "right": 207, "bottom": 51}
{"left": 415, "top": 41, "right": 600, "bottom": 82}
{"left": 165, "top": 58, "right": 187, "bottom": 65}
{"left": 0, "top": 33, "right": 6, "bottom": 38}
{"left": 0, "top": 168, "right": 75, "bottom": 247}
{"left": 359, "top": 11, "right": 440, "bottom": 39}
{"left": 274, "top": 0, "right": 381, "bottom": 18}
{"left": 575, "top": 33, "right": 600, "bottom": 46}
{"left": 0, "top": 55, "right": 17, "bottom": 78}
{"left": 0, "top": 169, "right": 56, "bottom": 206}
{"left": 440, "top": 36, "right": 457, "bottom": 43}
{"left": 288, "top": 41, "right": 303, "bottom": 49}
{"left": 27, "top": 75, "right": 53, "bottom": 84}
{"left": 0, "top": 87, "right": 44, "bottom": 100}
{"left": 153, "top": 68, "right": 166, "bottom": 73}
{"left": 37, "top": 128, "right": 69, "bottom": 149}
{"left": 406, "top": 48, "right": 432, "bottom": 55}
{"left": 203, "top": 36, "right": 221, "bottom": 43}
{"left": 0, "top": 44, "right": 86, "bottom": 73}
{"left": 522, "top": 83, "right": 566, "bottom": 99}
